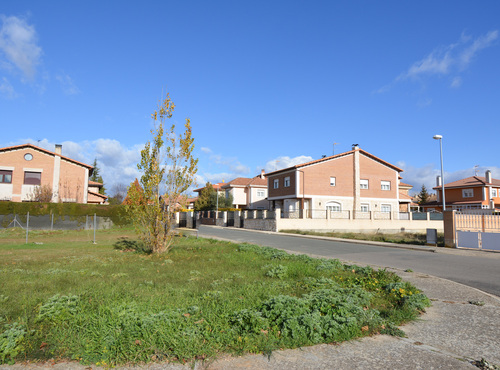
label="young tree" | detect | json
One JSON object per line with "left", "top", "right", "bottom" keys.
{"left": 417, "top": 184, "right": 430, "bottom": 205}
{"left": 128, "top": 93, "right": 198, "bottom": 253}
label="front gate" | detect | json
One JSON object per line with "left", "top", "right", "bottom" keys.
{"left": 179, "top": 212, "right": 187, "bottom": 228}
{"left": 455, "top": 212, "right": 500, "bottom": 251}
{"left": 227, "top": 211, "right": 235, "bottom": 227}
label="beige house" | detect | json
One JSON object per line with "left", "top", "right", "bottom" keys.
{"left": 0, "top": 143, "right": 106, "bottom": 204}
{"left": 222, "top": 171, "right": 268, "bottom": 209}
{"left": 266, "top": 145, "right": 409, "bottom": 217}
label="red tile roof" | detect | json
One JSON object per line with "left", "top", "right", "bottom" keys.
{"left": 0, "top": 143, "right": 93, "bottom": 170}
{"left": 193, "top": 182, "right": 224, "bottom": 193}
{"left": 399, "top": 182, "right": 413, "bottom": 187}
{"left": 88, "top": 191, "right": 108, "bottom": 200}
{"left": 265, "top": 148, "right": 403, "bottom": 176}
{"left": 434, "top": 176, "right": 500, "bottom": 189}
{"left": 222, "top": 175, "right": 267, "bottom": 188}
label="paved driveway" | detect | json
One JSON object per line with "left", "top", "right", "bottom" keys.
{"left": 198, "top": 226, "right": 500, "bottom": 297}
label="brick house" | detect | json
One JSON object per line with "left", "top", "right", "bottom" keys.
{"left": 0, "top": 143, "right": 106, "bottom": 204}
{"left": 422, "top": 170, "right": 500, "bottom": 211}
{"left": 221, "top": 171, "right": 268, "bottom": 209}
{"left": 87, "top": 180, "right": 108, "bottom": 204}
{"left": 266, "top": 145, "right": 408, "bottom": 217}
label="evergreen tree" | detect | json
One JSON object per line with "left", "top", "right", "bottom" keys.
{"left": 194, "top": 183, "right": 233, "bottom": 210}
{"left": 90, "top": 158, "right": 100, "bottom": 181}
{"left": 417, "top": 184, "right": 430, "bottom": 205}
{"left": 194, "top": 182, "right": 216, "bottom": 211}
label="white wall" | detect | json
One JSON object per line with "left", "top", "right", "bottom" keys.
{"left": 0, "top": 184, "right": 13, "bottom": 200}
{"left": 276, "top": 217, "right": 443, "bottom": 233}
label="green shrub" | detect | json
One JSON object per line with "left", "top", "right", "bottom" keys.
{"left": 0, "top": 322, "right": 27, "bottom": 364}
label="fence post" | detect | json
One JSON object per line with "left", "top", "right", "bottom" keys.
{"left": 93, "top": 214, "right": 97, "bottom": 244}
{"left": 51, "top": 213, "right": 54, "bottom": 231}
{"left": 26, "top": 212, "right": 29, "bottom": 244}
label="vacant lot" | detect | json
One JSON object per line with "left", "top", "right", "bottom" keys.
{"left": 0, "top": 227, "right": 430, "bottom": 366}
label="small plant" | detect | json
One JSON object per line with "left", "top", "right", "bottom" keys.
{"left": 264, "top": 264, "right": 288, "bottom": 279}
{"left": 468, "top": 300, "right": 485, "bottom": 307}
{"left": 472, "top": 358, "right": 500, "bottom": 369}
{"left": 37, "top": 294, "right": 80, "bottom": 322}
{"left": 0, "top": 322, "right": 27, "bottom": 364}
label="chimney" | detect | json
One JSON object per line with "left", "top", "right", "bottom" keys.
{"left": 352, "top": 144, "right": 359, "bottom": 150}
{"left": 436, "top": 176, "right": 442, "bottom": 187}
{"left": 486, "top": 170, "right": 492, "bottom": 184}
{"left": 55, "top": 144, "right": 62, "bottom": 155}
{"left": 260, "top": 169, "right": 265, "bottom": 179}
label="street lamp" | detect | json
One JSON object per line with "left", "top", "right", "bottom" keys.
{"left": 433, "top": 135, "right": 446, "bottom": 212}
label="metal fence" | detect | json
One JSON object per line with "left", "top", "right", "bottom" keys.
{"left": 282, "top": 210, "right": 443, "bottom": 221}
{"left": 0, "top": 213, "right": 113, "bottom": 230}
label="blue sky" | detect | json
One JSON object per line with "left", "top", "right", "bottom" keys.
{"left": 1, "top": 1, "right": 499, "bottom": 196}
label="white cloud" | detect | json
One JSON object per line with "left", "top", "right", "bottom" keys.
{"left": 0, "top": 15, "right": 42, "bottom": 80}
{"left": 55, "top": 73, "right": 80, "bottom": 95}
{"left": 380, "top": 30, "right": 498, "bottom": 92}
{"left": 459, "top": 30, "right": 498, "bottom": 67}
{"left": 450, "top": 76, "right": 462, "bottom": 88}
{"left": 201, "top": 147, "right": 250, "bottom": 175}
{"left": 399, "top": 49, "right": 453, "bottom": 80}
{"left": 264, "top": 155, "right": 313, "bottom": 172}
{"left": 0, "top": 76, "right": 16, "bottom": 98}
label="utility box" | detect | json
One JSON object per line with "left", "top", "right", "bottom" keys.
{"left": 426, "top": 228, "right": 438, "bottom": 246}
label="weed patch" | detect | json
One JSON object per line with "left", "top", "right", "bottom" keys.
{"left": 0, "top": 229, "right": 430, "bottom": 366}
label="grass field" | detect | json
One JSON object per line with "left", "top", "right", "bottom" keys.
{"left": 281, "top": 229, "right": 445, "bottom": 246}
{"left": 0, "top": 227, "right": 430, "bottom": 366}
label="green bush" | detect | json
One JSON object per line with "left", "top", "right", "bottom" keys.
{"left": 0, "top": 203, "right": 131, "bottom": 225}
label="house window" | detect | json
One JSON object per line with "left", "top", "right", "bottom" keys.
{"left": 325, "top": 201, "right": 341, "bottom": 212}
{"left": 257, "top": 190, "right": 265, "bottom": 197}
{"left": 330, "top": 177, "right": 336, "bottom": 186}
{"left": 284, "top": 176, "right": 290, "bottom": 187}
{"left": 24, "top": 171, "right": 41, "bottom": 185}
{"left": 273, "top": 179, "right": 279, "bottom": 189}
{"left": 360, "top": 203, "right": 370, "bottom": 212}
{"left": 381, "top": 181, "right": 391, "bottom": 191}
{"left": 0, "top": 170, "right": 12, "bottom": 184}
{"left": 360, "top": 179, "right": 369, "bottom": 189}
{"left": 381, "top": 204, "right": 391, "bottom": 213}
{"left": 462, "top": 189, "right": 474, "bottom": 198}
{"left": 491, "top": 188, "right": 498, "bottom": 198}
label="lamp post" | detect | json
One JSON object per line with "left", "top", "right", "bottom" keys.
{"left": 433, "top": 135, "right": 446, "bottom": 212}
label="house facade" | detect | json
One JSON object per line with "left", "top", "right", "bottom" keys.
{"left": 422, "top": 170, "right": 500, "bottom": 211}
{"left": 0, "top": 143, "right": 103, "bottom": 204}
{"left": 266, "top": 146, "right": 406, "bottom": 217}
{"left": 87, "top": 180, "right": 108, "bottom": 204}
{"left": 222, "top": 171, "right": 268, "bottom": 209}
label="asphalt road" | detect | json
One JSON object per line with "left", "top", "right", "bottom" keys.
{"left": 198, "top": 226, "right": 500, "bottom": 297}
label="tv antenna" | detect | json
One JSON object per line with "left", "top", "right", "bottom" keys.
{"left": 333, "top": 142, "right": 339, "bottom": 155}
